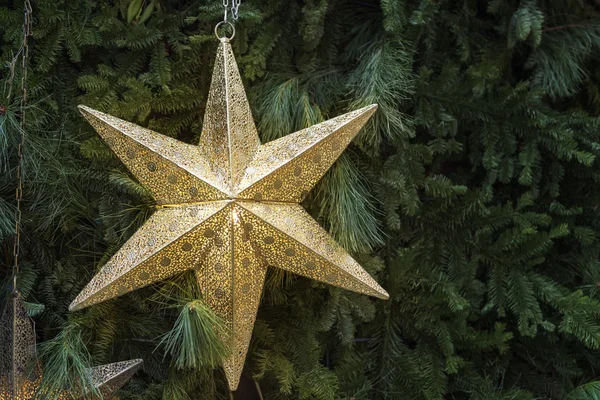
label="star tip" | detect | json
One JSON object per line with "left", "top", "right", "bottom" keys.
{"left": 121, "top": 358, "right": 144, "bottom": 371}
{"left": 77, "top": 105, "right": 98, "bottom": 119}
{"left": 378, "top": 289, "right": 390, "bottom": 300}
{"left": 366, "top": 104, "right": 378, "bottom": 115}
{"left": 355, "top": 104, "right": 378, "bottom": 118}
{"left": 68, "top": 301, "right": 81, "bottom": 312}
{"left": 224, "top": 369, "right": 241, "bottom": 392}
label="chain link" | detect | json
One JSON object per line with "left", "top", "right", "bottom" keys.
{"left": 12, "top": 0, "right": 33, "bottom": 294}
{"left": 222, "top": 0, "right": 241, "bottom": 22}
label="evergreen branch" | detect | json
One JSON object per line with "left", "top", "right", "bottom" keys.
{"left": 158, "top": 299, "right": 229, "bottom": 369}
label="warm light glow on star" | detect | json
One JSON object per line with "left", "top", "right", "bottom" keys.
{"left": 70, "top": 38, "right": 388, "bottom": 391}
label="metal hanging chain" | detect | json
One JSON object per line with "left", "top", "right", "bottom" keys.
{"left": 216, "top": 0, "right": 240, "bottom": 40}
{"left": 222, "top": 0, "right": 241, "bottom": 22}
{"left": 12, "top": 0, "right": 33, "bottom": 294}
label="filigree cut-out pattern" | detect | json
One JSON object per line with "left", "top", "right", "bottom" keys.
{"left": 70, "top": 38, "right": 388, "bottom": 391}
{"left": 0, "top": 294, "right": 142, "bottom": 399}
{"left": 0, "top": 294, "right": 39, "bottom": 399}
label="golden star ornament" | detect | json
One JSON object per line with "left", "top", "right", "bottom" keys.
{"left": 70, "top": 37, "right": 389, "bottom": 390}
{"left": 0, "top": 293, "right": 143, "bottom": 399}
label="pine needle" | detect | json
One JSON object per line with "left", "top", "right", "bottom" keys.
{"left": 158, "top": 299, "right": 229, "bottom": 370}
{"left": 37, "top": 321, "right": 99, "bottom": 399}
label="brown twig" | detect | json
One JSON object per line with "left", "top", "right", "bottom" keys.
{"left": 255, "top": 380, "right": 264, "bottom": 400}
{"left": 543, "top": 23, "right": 587, "bottom": 32}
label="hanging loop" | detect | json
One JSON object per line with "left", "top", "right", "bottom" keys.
{"left": 215, "top": 21, "right": 236, "bottom": 41}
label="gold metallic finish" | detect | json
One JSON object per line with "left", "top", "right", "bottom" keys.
{"left": 70, "top": 202, "right": 231, "bottom": 311}
{"left": 0, "top": 294, "right": 39, "bottom": 399}
{"left": 0, "top": 378, "right": 42, "bottom": 400}
{"left": 0, "top": 295, "right": 142, "bottom": 399}
{"left": 78, "top": 107, "right": 229, "bottom": 203}
{"left": 88, "top": 359, "right": 143, "bottom": 399}
{"left": 71, "top": 40, "right": 388, "bottom": 391}
{"left": 198, "top": 40, "right": 260, "bottom": 192}
{"left": 238, "top": 202, "right": 386, "bottom": 298}
{"left": 237, "top": 105, "right": 377, "bottom": 202}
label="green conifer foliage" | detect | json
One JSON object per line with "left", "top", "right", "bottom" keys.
{"left": 2, "top": 0, "right": 600, "bottom": 399}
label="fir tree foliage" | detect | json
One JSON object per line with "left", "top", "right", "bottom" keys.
{"left": 2, "top": 0, "right": 600, "bottom": 399}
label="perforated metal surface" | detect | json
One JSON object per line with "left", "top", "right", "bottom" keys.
{"left": 0, "top": 378, "right": 42, "bottom": 400}
{"left": 199, "top": 39, "right": 260, "bottom": 192}
{"left": 0, "top": 294, "right": 40, "bottom": 400}
{"left": 88, "top": 359, "right": 143, "bottom": 399}
{"left": 0, "top": 358, "right": 141, "bottom": 400}
{"left": 71, "top": 39, "right": 388, "bottom": 391}
{"left": 0, "top": 295, "right": 141, "bottom": 399}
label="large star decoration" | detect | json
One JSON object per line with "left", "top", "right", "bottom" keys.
{"left": 0, "top": 293, "right": 142, "bottom": 399}
{"left": 70, "top": 38, "right": 389, "bottom": 390}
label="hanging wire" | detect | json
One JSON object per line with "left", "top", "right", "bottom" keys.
{"left": 12, "top": 0, "right": 33, "bottom": 294}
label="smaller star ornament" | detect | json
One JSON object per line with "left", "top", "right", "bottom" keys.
{"left": 70, "top": 37, "right": 389, "bottom": 390}
{"left": 0, "top": 292, "right": 143, "bottom": 399}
